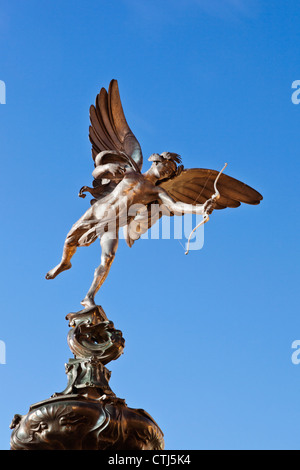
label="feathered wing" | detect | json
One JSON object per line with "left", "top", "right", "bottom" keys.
{"left": 80, "top": 80, "right": 143, "bottom": 203}
{"left": 159, "top": 168, "right": 263, "bottom": 209}
{"left": 89, "top": 79, "right": 143, "bottom": 170}
{"left": 124, "top": 167, "right": 263, "bottom": 248}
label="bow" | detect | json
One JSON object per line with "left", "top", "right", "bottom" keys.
{"left": 185, "top": 163, "right": 228, "bottom": 255}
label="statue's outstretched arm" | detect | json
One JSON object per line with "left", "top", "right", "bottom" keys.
{"left": 157, "top": 188, "right": 213, "bottom": 216}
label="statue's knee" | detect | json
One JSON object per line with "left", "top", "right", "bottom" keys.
{"left": 65, "top": 235, "right": 76, "bottom": 247}
{"left": 101, "top": 252, "right": 115, "bottom": 267}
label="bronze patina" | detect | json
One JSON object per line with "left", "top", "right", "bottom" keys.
{"left": 10, "top": 80, "right": 262, "bottom": 450}
{"left": 45, "top": 80, "right": 262, "bottom": 309}
{"left": 10, "top": 306, "right": 164, "bottom": 450}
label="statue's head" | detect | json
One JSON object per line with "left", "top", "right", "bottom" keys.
{"left": 148, "top": 152, "right": 182, "bottom": 181}
{"left": 10, "top": 400, "right": 108, "bottom": 450}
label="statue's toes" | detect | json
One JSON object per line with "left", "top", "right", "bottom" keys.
{"left": 45, "top": 270, "right": 55, "bottom": 280}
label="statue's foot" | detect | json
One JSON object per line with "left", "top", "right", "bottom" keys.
{"left": 80, "top": 296, "right": 96, "bottom": 309}
{"left": 45, "top": 262, "right": 72, "bottom": 280}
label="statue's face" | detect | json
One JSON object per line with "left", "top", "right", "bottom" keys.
{"left": 151, "top": 160, "right": 176, "bottom": 180}
{"left": 10, "top": 400, "right": 107, "bottom": 450}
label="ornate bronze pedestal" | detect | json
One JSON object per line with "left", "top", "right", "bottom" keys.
{"left": 10, "top": 306, "right": 164, "bottom": 450}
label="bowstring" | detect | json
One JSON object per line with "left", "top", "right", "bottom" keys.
{"left": 178, "top": 163, "right": 228, "bottom": 254}
{"left": 177, "top": 169, "right": 214, "bottom": 252}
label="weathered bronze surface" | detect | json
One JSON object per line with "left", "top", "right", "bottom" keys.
{"left": 45, "top": 80, "right": 263, "bottom": 309}
{"left": 10, "top": 398, "right": 164, "bottom": 450}
{"left": 11, "top": 81, "right": 262, "bottom": 450}
{"left": 10, "top": 306, "right": 164, "bottom": 450}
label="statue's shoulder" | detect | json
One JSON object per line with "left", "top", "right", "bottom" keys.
{"left": 122, "top": 170, "right": 144, "bottom": 185}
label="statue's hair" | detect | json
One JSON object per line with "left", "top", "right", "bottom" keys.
{"left": 148, "top": 152, "right": 184, "bottom": 185}
{"left": 148, "top": 152, "right": 182, "bottom": 165}
{"left": 160, "top": 152, "right": 182, "bottom": 164}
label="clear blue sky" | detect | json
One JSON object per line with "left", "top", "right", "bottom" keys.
{"left": 0, "top": 0, "right": 299, "bottom": 450}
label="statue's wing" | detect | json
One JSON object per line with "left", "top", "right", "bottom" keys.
{"left": 89, "top": 79, "right": 143, "bottom": 170}
{"left": 80, "top": 80, "right": 143, "bottom": 203}
{"left": 159, "top": 168, "right": 263, "bottom": 210}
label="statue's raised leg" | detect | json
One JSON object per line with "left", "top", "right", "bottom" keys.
{"left": 46, "top": 244, "right": 76, "bottom": 280}
{"left": 45, "top": 217, "right": 97, "bottom": 280}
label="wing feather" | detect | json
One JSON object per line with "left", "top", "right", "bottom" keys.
{"left": 98, "top": 89, "right": 123, "bottom": 151}
{"left": 185, "top": 182, "right": 241, "bottom": 208}
{"left": 89, "top": 126, "right": 108, "bottom": 154}
{"left": 94, "top": 95, "right": 119, "bottom": 150}
{"left": 89, "top": 107, "right": 113, "bottom": 151}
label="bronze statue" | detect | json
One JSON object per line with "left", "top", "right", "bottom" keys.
{"left": 46, "top": 79, "right": 262, "bottom": 309}
{"left": 11, "top": 80, "right": 263, "bottom": 451}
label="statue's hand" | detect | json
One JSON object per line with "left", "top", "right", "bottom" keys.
{"left": 78, "top": 186, "right": 88, "bottom": 198}
{"left": 204, "top": 196, "right": 219, "bottom": 215}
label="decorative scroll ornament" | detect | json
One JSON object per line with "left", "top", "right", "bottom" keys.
{"left": 66, "top": 306, "right": 124, "bottom": 364}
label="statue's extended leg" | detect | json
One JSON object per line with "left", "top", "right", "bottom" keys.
{"left": 45, "top": 223, "right": 91, "bottom": 280}
{"left": 81, "top": 231, "right": 119, "bottom": 308}
{"left": 45, "top": 243, "right": 76, "bottom": 280}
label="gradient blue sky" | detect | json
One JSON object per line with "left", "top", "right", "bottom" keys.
{"left": 0, "top": 0, "right": 299, "bottom": 450}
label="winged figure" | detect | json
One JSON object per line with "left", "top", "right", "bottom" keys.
{"left": 46, "top": 80, "right": 263, "bottom": 309}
